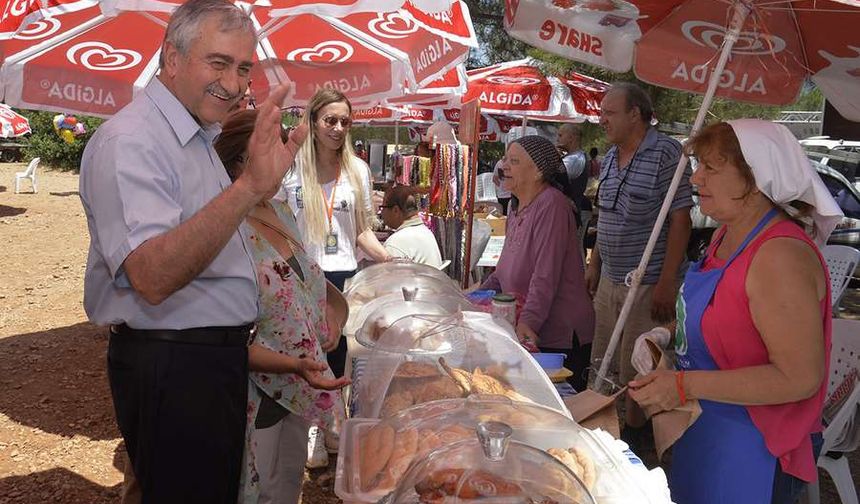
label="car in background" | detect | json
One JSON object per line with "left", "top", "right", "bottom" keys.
{"left": 689, "top": 160, "right": 860, "bottom": 279}
{"left": 800, "top": 136, "right": 860, "bottom": 185}
{"left": 800, "top": 136, "right": 860, "bottom": 152}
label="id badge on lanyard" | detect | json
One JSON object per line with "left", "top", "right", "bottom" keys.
{"left": 324, "top": 231, "right": 339, "bottom": 255}
{"left": 323, "top": 169, "right": 341, "bottom": 256}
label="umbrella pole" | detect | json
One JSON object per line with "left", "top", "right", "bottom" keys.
{"left": 593, "top": 2, "right": 751, "bottom": 391}
{"left": 395, "top": 119, "right": 400, "bottom": 147}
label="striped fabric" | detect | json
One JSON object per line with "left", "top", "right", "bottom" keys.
{"left": 596, "top": 128, "right": 693, "bottom": 284}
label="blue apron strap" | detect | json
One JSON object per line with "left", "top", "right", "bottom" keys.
{"left": 720, "top": 208, "right": 781, "bottom": 267}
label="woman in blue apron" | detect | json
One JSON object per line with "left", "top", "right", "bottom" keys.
{"left": 628, "top": 121, "right": 834, "bottom": 504}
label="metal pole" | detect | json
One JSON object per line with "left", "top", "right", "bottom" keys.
{"left": 593, "top": 2, "right": 752, "bottom": 390}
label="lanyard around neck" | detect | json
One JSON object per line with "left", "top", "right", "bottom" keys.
{"left": 322, "top": 167, "right": 341, "bottom": 232}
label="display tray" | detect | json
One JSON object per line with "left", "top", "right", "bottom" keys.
{"left": 335, "top": 397, "right": 657, "bottom": 504}
{"left": 352, "top": 312, "right": 569, "bottom": 419}
{"left": 336, "top": 410, "right": 604, "bottom": 503}
{"left": 548, "top": 367, "right": 574, "bottom": 383}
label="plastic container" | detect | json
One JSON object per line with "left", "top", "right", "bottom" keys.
{"left": 465, "top": 289, "right": 496, "bottom": 306}
{"left": 491, "top": 293, "right": 516, "bottom": 326}
{"left": 352, "top": 311, "right": 567, "bottom": 419}
{"left": 533, "top": 352, "right": 566, "bottom": 371}
{"left": 347, "top": 262, "right": 453, "bottom": 292}
{"left": 392, "top": 424, "right": 594, "bottom": 504}
{"left": 352, "top": 295, "right": 476, "bottom": 349}
{"left": 343, "top": 274, "right": 464, "bottom": 336}
{"left": 335, "top": 396, "right": 666, "bottom": 503}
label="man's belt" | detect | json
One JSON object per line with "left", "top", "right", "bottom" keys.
{"left": 110, "top": 323, "right": 254, "bottom": 347}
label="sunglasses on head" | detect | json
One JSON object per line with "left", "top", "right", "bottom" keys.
{"left": 320, "top": 115, "right": 352, "bottom": 129}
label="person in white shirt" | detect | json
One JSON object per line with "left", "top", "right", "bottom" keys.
{"left": 380, "top": 185, "right": 443, "bottom": 268}
{"left": 278, "top": 88, "right": 390, "bottom": 469}
{"left": 492, "top": 159, "right": 512, "bottom": 215}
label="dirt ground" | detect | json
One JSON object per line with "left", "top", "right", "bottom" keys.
{"left": 0, "top": 164, "right": 338, "bottom": 504}
{"left": 0, "top": 163, "right": 856, "bottom": 504}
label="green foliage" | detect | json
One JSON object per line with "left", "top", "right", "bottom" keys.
{"left": 19, "top": 110, "right": 103, "bottom": 172}
{"left": 464, "top": 0, "right": 528, "bottom": 66}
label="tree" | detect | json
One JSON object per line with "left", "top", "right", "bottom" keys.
{"left": 21, "top": 110, "right": 103, "bottom": 172}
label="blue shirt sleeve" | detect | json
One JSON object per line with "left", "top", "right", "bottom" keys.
{"left": 80, "top": 132, "right": 181, "bottom": 280}
{"left": 656, "top": 139, "right": 693, "bottom": 212}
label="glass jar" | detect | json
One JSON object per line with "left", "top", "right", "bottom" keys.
{"left": 491, "top": 293, "right": 516, "bottom": 326}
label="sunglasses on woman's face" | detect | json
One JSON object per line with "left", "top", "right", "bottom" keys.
{"left": 320, "top": 115, "right": 352, "bottom": 129}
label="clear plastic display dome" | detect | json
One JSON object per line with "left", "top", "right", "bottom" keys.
{"left": 344, "top": 273, "right": 465, "bottom": 307}
{"left": 352, "top": 311, "right": 567, "bottom": 418}
{"left": 350, "top": 294, "right": 477, "bottom": 345}
{"left": 347, "top": 261, "right": 454, "bottom": 293}
{"left": 391, "top": 422, "right": 593, "bottom": 504}
{"left": 336, "top": 396, "right": 654, "bottom": 503}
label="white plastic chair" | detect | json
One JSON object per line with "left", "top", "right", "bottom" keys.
{"left": 806, "top": 318, "right": 860, "bottom": 504}
{"left": 476, "top": 172, "right": 497, "bottom": 202}
{"left": 14, "top": 157, "right": 39, "bottom": 193}
{"left": 822, "top": 245, "right": 860, "bottom": 312}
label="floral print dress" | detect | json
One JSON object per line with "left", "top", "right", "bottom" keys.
{"left": 239, "top": 199, "right": 345, "bottom": 503}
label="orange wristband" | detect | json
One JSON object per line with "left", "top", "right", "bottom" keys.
{"left": 675, "top": 370, "right": 687, "bottom": 406}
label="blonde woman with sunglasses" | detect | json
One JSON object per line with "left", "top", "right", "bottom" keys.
{"left": 277, "top": 88, "right": 389, "bottom": 465}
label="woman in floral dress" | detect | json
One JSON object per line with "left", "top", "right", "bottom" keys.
{"left": 215, "top": 109, "right": 349, "bottom": 504}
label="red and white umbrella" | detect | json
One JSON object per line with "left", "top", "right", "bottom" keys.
{"left": 249, "top": 0, "right": 475, "bottom": 105}
{"left": 102, "top": 0, "right": 457, "bottom": 16}
{"left": 0, "top": 1, "right": 168, "bottom": 116}
{"left": 1, "top": 0, "right": 88, "bottom": 39}
{"left": 0, "top": 102, "right": 29, "bottom": 137}
{"left": 463, "top": 59, "right": 609, "bottom": 122}
{"left": 265, "top": 0, "right": 455, "bottom": 17}
{"left": 407, "top": 112, "right": 505, "bottom": 142}
{"left": 505, "top": 0, "right": 860, "bottom": 121}
{"left": 0, "top": 0, "right": 474, "bottom": 116}
{"left": 385, "top": 64, "right": 467, "bottom": 107}
{"left": 352, "top": 103, "right": 435, "bottom": 124}
{"left": 505, "top": 0, "right": 860, "bottom": 386}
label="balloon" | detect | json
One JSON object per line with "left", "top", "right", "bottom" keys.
{"left": 52, "top": 114, "right": 64, "bottom": 131}
{"left": 64, "top": 115, "right": 77, "bottom": 127}
{"left": 61, "top": 129, "right": 75, "bottom": 144}
{"left": 73, "top": 122, "right": 86, "bottom": 136}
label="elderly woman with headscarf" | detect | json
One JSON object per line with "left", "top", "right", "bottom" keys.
{"left": 481, "top": 135, "right": 595, "bottom": 391}
{"left": 628, "top": 120, "right": 843, "bottom": 504}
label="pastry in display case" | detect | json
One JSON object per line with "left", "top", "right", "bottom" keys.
{"left": 336, "top": 396, "right": 668, "bottom": 503}
{"left": 397, "top": 420, "right": 593, "bottom": 504}
{"left": 346, "top": 287, "right": 471, "bottom": 338}
{"left": 352, "top": 296, "right": 477, "bottom": 349}
{"left": 352, "top": 312, "right": 567, "bottom": 419}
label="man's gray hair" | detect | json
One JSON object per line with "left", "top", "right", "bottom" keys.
{"left": 609, "top": 82, "right": 653, "bottom": 125}
{"left": 160, "top": 0, "right": 256, "bottom": 67}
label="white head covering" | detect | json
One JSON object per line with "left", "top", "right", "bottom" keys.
{"left": 727, "top": 119, "right": 843, "bottom": 247}
{"left": 423, "top": 121, "right": 458, "bottom": 145}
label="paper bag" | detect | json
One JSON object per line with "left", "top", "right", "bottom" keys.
{"left": 564, "top": 387, "right": 627, "bottom": 439}
{"left": 641, "top": 339, "right": 702, "bottom": 460}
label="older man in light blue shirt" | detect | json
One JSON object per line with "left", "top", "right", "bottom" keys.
{"left": 81, "top": 76, "right": 259, "bottom": 329}
{"left": 78, "top": 0, "right": 305, "bottom": 501}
